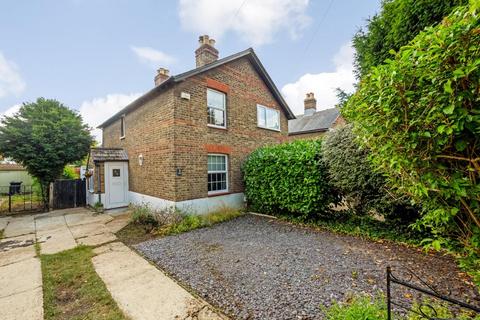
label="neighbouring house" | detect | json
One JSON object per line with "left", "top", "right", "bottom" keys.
{"left": 87, "top": 35, "right": 295, "bottom": 213}
{"left": 0, "top": 163, "right": 34, "bottom": 187}
{"left": 288, "top": 93, "right": 345, "bottom": 139}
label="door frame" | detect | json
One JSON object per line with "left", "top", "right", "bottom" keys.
{"left": 104, "top": 161, "right": 129, "bottom": 209}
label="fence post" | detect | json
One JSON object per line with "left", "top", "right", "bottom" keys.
{"left": 49, "top": 182, "right": 54, "bottom": 210}
{"left": 387, "top": 266, "right": 392, "bottom": 320}
{"left": 8, "top": 193, "right": 11, "bottom": 212}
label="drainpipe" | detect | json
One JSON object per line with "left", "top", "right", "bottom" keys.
{"left": 96, "top": 163, "right": 102, "bottom": 205}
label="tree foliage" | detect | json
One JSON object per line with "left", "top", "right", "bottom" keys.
{"left": 242, "top": 140, "right": 339, "bottom": 219}
{"left": 322, "top": 125, "right": 418, "bottom": 222}
{"left": 353, "top": 0, "right": 466, "bottom": 78}
{"left": 343, "top": 5, "right": 480, "bottom": 282}
{"left": 0, "top": 98, "right": 93, "bottom": 208}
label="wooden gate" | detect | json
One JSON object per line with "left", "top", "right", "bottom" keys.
{"left": 51, "top": 179, "right": 86, "bottom": 209}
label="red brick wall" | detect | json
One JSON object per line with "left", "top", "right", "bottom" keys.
{"left": 102, "top": 56, "right": 289, "bottom": 202}
{"left": 102, "top": 89, "right": 177, "bottom": 201}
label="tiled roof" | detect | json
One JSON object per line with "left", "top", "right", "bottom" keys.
{"left": 97, "top": 48, "right": 295, "bottom": 128}
{"left": 0, "top": 163, "right": 26, "bottom": 171}
{"left": 91, "top": 148, "right": 128, "bottom": 162}
{"left": 288, "top": 108, "right": 340, "bottom": 135}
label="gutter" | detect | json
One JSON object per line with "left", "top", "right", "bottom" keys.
{"left": 288, "top": 128, "right": 329, "bottom": 136}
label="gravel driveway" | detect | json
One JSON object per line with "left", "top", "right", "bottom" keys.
{"left": 136, "top": 215, "right": 480, "bottom": 319}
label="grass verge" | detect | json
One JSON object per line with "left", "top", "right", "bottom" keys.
{"left": 41, "top": 246, "right": 127, "bottom": 320}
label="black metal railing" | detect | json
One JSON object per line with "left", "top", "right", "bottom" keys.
{"left": 0, "top": 185, "right": 43, "bottom": 213}
{"left": 387, "top": 266, "right": 480, "bottom": 319}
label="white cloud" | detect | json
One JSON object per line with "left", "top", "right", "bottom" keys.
{"left": 0, "top": 103, "right": 21, "bottom": 118}
{"left": 179, "top": 0, "right": 311, "bottom": 46}
{"left": 0, "top": 52, "right": 26, "bottom": 98}
{"left": 281, "top": 42, "right": 355, "bottom": 115}
{"left": 131, "top": 46, "right": 176, "bottom": 68}
{"left": 79, "top": 93, "right": 142, "bottom": 143}
{"left": 0, "top": 104, "right": 21, "bottom": 126}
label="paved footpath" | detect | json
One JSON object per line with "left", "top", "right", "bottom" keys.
{"left": 0, "top": 208, "right": 130, "bottom": 320}
{"left": 0, "top": 208, "right": 226, "bottom": 320}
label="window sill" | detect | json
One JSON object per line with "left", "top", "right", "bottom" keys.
{"left": 208, "top": 191, "right": 230, "bottom": 197}
{"left": 207, "top": 124, "right": 227, "bottom": 130}
{"left": 257, "top": 126, "right": 281, "bottom": 132}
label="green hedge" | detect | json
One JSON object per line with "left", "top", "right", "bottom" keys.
{"left": 343, "top": 4, "right": 480, "bottom": 283}
{"left": 242, "top": 140, "right": 339, "bottom": 219}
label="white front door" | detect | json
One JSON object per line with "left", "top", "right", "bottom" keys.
{"left": 104, "top": 162, "right": 129, "bottom": 209}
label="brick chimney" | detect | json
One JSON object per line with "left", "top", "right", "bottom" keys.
{"left": 304, "top": 92, "right": 317, "bottom": 116}
{"left": 195, "top": 35, "right": 219, "bottom": 68}
{"left": 154, "top": 68, "right": 169, "bottom": 86}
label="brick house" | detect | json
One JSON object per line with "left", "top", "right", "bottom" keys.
{"left": 288, "top": 93, "right": 345, "bottom": 139}
{"left": 86, "top": 35, "right": 295, "bottom": 213}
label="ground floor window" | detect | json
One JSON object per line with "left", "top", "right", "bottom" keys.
{"left": 208, "top": 154, "right": 228, "bottom": 194}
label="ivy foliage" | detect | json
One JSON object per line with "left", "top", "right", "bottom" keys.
{"left": 353, "top": 0, "right": 466, "bottom": 78}
{"left": 322, "top": 125, "right": 418, "bottom": 222}
{"left": 0, "top": 98, "right": 93, "bottom": 208}
{"left": 242, "top": 140, "right": 339, "bottom": 219}
{"left": 343, "top": 4, "right": 480, "bottom": 282}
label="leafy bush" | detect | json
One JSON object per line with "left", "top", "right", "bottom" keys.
{"left": 92, "top": 201, "right": 104, "bottom": 214}
{"left": 130, "top": 204, "right": 242, "bottom": 234}
{"left": 353, "top": 0, "right": 466, "bottom": 77}
{"left": 344, "top": 4, "right": 480, "bottom": 283}
{"left": 130, "top": 204, "right": 181, "bottom": 232}
{"left": 131, "top": 204, "right": 159, "bottom": 232}
{"left": 242, "top": 140, "right": 339, "bottom": 220}
{"left": 323, "top": 295, "right": 387, "bottom": 320}
{"left": 164, "top": 208, "right": 243, "bottom": 235}
{"left": 62, "top": 166, "right": 78, "bottom": 179}
{"left": 324, "top": 295, "right": 480, "bottom": 320}
{"left": 323, "top": 125, "right": 419, "bottom": 223}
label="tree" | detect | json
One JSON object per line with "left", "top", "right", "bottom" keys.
{"left": 343, "top": 4, "right": 480, "bottom": 283}
{"left": 0, "top": 98, "right": 93, "bottom": 209}
{"left": 353, "top": 0, "right": 466, "bottom": 78}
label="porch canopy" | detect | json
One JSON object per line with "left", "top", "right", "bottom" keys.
{"left": 90, "top": 148, "right": 129, "bottom": 162}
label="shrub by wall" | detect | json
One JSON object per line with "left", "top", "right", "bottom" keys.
{"left": 242, "top": 140, "right": 339, "bottom": 219}
{"left": 322, "top": 125, "right": 419, "bottom": 223}
{"left": 343, "top": 4, "right": 480, "bottom": 282}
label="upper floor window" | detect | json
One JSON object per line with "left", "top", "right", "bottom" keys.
{"left": 120, "top": 115, "right": 125, "bottom": 139}
{"left": 207, "top": 88, "right": 226, "bottom": 128}
{"left": 257, "top": 104, "right": 280, "bottom": 131}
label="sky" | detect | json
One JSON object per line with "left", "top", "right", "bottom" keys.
{"left": 0, "top": 0, "right": 380, "bottom": 141}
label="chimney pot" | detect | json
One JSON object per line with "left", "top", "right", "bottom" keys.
{"left": 304, "top": 92, "right": 317, "bottom": 115}
{"left": 155, "top": 67, "right": 169, "bottom": 86}
{"left": 195, "top": 34, "right": 219, "bottom": 68}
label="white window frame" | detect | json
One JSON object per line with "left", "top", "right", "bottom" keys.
{"left": 207, "top": 154, "right": 228, "bottom": 195}
{"left": 207, "top": 88, "right": 227, "bottom": 129}
{"left": 120, "top": 115, "right": 126, "bottom": 139}
{"left": 87, "top": 169, "right": 94, "bottom": 192}
{"left": 257, "top": 104, "right": 280, "bottom": 131}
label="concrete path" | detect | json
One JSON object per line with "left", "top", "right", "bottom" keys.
{"left": 92, "top": 242, "right": 227, "bottom": 320}
{"left": 0, "top": 234, "right": 43, "bottom": 320}
{"left": 0, "top": 208, "right": 222, "bottom": 320}
{"left": 0, "top": 208, "right": 130, "bottom": 320}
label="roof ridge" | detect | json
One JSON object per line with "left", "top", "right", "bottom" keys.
{"left": 97, "top": 47, "right": 294, "bottom": 128}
